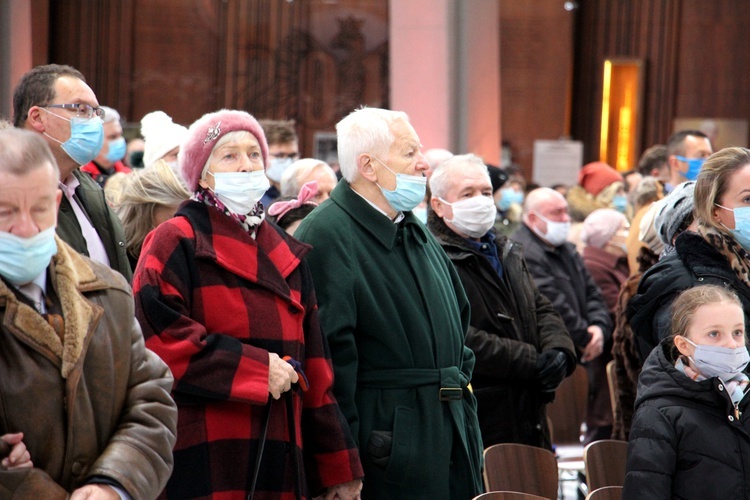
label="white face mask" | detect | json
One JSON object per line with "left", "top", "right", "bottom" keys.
{"left": 266, "top": 157, "right": 294, "bottom": 183}
{"left": 208, "top": 170, "right": 270, "bottom": 215}
{"left": 439, "top": 195, "right": 497, "bottom": 238}
{"left": 532, "top": 211, "right": 570, "bottom": 247}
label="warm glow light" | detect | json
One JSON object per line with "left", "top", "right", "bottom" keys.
{"left": 617, "top": 106, "right": 631, "bottom": 170}
{"left": 600, "top": 60, "right": 612, "bottom": 162}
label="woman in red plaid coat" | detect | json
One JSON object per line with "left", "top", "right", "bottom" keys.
{"left": 133, "top": 109, "right": 363, "bottom": 499}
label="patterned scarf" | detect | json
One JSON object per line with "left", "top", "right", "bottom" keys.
{"left": 194, "top": 187, "right": 265, "bottom": 238}
{"left": 676, "top": 357, "right": 750, "bottom": 404}
{"left": 697, "top": 221, "right": 750, "bottom": 289}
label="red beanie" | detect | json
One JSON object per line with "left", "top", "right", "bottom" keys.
{"left": 578, "top": 162, "right": 623, "bottom": 196}
{"left": 178, "top": 109, "right": 269, "bottom": 192}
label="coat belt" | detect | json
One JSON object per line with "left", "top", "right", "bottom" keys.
{"left": 357, "top": 366, "right": 466, "bottom": 401}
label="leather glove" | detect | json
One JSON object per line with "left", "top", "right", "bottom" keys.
{"left": 536, "top": 349, "right": 568, "bottom": 392}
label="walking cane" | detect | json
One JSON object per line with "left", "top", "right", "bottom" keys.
{"left": 248, "top": 356, "right": 309, "bottom": 500}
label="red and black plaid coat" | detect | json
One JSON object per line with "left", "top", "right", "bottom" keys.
{"left": 133, "top": 201, "right": 363, "bottom": 499}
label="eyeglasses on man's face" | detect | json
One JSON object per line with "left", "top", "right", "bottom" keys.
{"left": 40, "top": 103, "right": 104, "bottom": 120}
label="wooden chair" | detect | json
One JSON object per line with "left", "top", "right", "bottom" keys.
{"left": 548, "top": 364, "right": 588, "bottom": 459}
{"left": 483, "top": 443, "right": 558, "bottom": 500}
{"left": 606, "top": 360, "right": 618, "bottom": 417}
{"left": 547, "top": 364, "right": 589, "bottom": 496}
{"left": 584, "top": 439, "right": 628, "bottom": 491}
{"left": 586, "top": 485, "right": 623, "bottom": 500}
{"left": 473, "top": 492, "right": 549, "bottom": 500}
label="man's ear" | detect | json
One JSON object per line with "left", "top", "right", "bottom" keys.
{"left": 25, "top": 106, "right": 46, "bottom": 133}
{"left": 358, "top": 153, "right": 378, "bottom": 183}
{"left": 431, "top": 196, "right": 445, "bottom": 218}
{"left": 668, "top": 155, "right": 683, "bottom": 175}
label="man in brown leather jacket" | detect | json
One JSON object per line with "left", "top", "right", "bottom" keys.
{"left": 0, "top": 128, "right": 177, "bottom": 499}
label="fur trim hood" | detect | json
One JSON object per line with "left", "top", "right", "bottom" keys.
{"left": 567, "top": 182, "right": 624, "bottom": 222}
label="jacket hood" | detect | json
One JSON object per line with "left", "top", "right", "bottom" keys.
{"left": 635, "top": 340, "right": 726, "bottom": 411}
{"left": 567, "top": 185, "right": 612, "bottom": 222}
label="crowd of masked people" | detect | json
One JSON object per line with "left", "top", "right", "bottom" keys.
{"left": 0, "top": 63, "right": 749, "bottom": 499}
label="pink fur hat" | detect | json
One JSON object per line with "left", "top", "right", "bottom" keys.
{"left": 178, "top": 109, "right": 269, "bottom": 191}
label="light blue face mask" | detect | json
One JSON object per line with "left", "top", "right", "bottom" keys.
{"left": 497, "top": 188, "right": 524, "bottom": 211}
{"left": 0, "top": 227, "right": 58, "bottom": 285}
{"left": 42, "top": 109, "right": 104, "bottom": 166}
{"left": 682, "top": 337, "right": 750, "bottom": 381}
{"left": 612, "top": 195, "right": 628, "bottom": 213}
{"left": 675, "top": 155, "right": 706, "bottom": 181}
{"left": 373, "top": 156, "right": 426, "bottom": 212}
{"left": 716, "top": 204, "right": 750, "bottom": 251}
{"left": 104, "top": 137, "right": 127, "bottom": 163}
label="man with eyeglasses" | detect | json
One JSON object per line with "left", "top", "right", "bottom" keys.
{"left": 665, "top": 129, "right": 713, "bottom": 192}
{"left": 259, "top": 119, "right": 300, "bottom": 206}
{"left": 13, "top": 64, "right": 132, "bottom": 281}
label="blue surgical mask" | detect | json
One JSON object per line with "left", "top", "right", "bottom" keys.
{"left": 208, "top": 170, "right": 270, "bottom": 215}
{"left": 412, "top": 206, "right": 428, "bottom": 224}
{"left": 0, "top": 227, "right": 58, "bottom": 286}
{"left": 497, "top": 188, "right": 524, "bottom": 211}
{"left": 41, "top": 109, "right": 104, "bottom": 166}
{"left": 266, "top": 157, "right": 294, "bottom": 183}
{"left": 716, "top": 204, "right": 750, "bottom": 252}
{"left": 373, "top": 156, "right": 426, "bottom": 212}
{"left": 104, "top": 137, "right": 127, "bottom": 163}
{"left": 612, "top": 195, "right": 628, "bottom": 213}
{"left": 683, "top": 337, "right": 750, "bottom": 381}
{"left": 675, "top": 155, "right": 706, "bottom": 181}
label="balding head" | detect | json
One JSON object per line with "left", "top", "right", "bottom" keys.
{"left": 523, "top": 187, "right": 571, "bottom": 246}
{"left": 523, "top": 187, "right": 566, "bottom": 218}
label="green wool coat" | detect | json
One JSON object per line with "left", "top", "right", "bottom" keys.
{"left": 295, "top": 181, "right": 484, "bottom": 499}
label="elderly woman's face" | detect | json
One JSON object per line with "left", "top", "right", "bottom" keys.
{"left": 199, "top": 132, "right": 264, "bottom": 190}
{"left": 713, "top": 163, "right": 750, "bottom": 230}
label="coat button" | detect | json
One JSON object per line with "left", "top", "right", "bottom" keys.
{"left": 729, "top": 415, "right": 735, "bottom": 422}
{"left": 118, "top": 241, "right": 125, "bottom": 247}
{"left": 718, "top": 384, "right": 724, "bottom": 391}
{"left": 71, "top": 461, "right": 84, "bottom": 476}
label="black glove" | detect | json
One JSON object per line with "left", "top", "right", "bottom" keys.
{"left": 536, "top": 349, "right": 568, "bottom": 392}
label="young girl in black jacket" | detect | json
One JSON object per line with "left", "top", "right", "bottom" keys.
{"left": 624, "top": 285, "right": 750, "bottom": 499}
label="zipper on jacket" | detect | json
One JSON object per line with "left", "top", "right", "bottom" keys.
{"left": 734, "top": 401, "right": 741, "bottom": 420}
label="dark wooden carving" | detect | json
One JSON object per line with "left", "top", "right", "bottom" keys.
{"left": 46, "top": 0, "right": 388, "bottom": 158}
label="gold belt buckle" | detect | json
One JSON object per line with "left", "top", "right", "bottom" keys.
{"left": 439, "top": 387, "right": 462, "bottom": 402}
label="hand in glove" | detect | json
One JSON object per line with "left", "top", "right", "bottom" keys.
{"left": 536, "top": 349, "right": 568, "bottom": 392}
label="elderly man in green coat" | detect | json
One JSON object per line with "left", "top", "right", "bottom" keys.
{"left": 295, "top": 107, "right": 483, "bottom": 499}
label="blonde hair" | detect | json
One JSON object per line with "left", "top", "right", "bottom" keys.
{"left": 671, "top": 285, "right": 743, "bottom": 342}
{"left": 113, "top": 160, "right": 190, "bottom": 261}
{"left": 694, "top": 147, "right": 750, "bottom": 232}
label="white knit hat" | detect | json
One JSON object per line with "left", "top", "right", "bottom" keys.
{"left": 141, "top": 111, "right": 188, "bottom": 168}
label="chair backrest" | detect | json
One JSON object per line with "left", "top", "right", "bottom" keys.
{"left": 474, "top": 492, "right": 549, "bottom": 500}
{"left": 586, "top": 485, "right": 623, "bottom": 500}
{"left": 483, "top": 443, "right": 558, "bottom": 500}
{"left": 548, "top": 364, "right": 588, "bottom": 444}
{"left": 584, "top": 440, "right": 628, "bottom": 491}
{"left": 606, "top": 360, "right": 618, "bottom": 416}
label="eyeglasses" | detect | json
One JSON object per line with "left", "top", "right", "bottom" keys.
{"left": 269, "top": 152, "right": 299, "bottom": 160}
{"left": 41, "top": 103, "right": 104, "bottom": 119}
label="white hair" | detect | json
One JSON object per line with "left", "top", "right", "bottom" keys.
{"left": 336, "top": 107, "right": 409, "bottom": 182}
{"left": 429, "top": 154, "right": 489, "bottom": 200}
{"left": 281, "top": 158, "right": 336, "bottom": 197}
{"left": 424, "top": 148, "right": 454, "bottom": 171}
{"left": 100, "top": 106, "right": 121, "bottom": 124}
{"left": 200, "top": 130, "right": 252, "bottom": 181}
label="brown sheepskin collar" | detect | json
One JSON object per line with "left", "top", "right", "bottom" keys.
{"left": 0, "top": 236, "right": 106, "bottom": 378}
